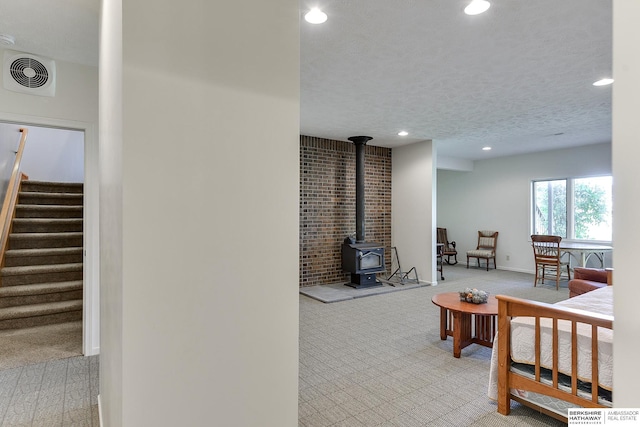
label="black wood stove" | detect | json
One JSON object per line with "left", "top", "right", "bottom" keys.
{"left": 341, "top": 136, "right": 385, "bottom": 289}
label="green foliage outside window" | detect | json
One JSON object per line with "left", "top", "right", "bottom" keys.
{"left": 574, "top": 177, "right": 611, "bottom": 240}
{"left": 534, "top": 180, "right": 566, "bottom": 237}
{"left": 533, "top": 176, "right": 611, "bottom": 241}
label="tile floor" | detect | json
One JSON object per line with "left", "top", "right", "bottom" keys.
{"left": 0, "top": 355, "right": 98, "bottom": 426}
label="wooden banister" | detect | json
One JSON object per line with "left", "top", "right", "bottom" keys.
{"left": 0, "top": 128, "right": 29, "bottom": 278}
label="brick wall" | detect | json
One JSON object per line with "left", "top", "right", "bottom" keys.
{"left": 300, "top": 135, "right": 392, "bottom": 287}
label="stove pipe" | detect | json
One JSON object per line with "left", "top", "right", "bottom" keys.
{"left": 348, "top": 136, "right": 372, "bottom": 243}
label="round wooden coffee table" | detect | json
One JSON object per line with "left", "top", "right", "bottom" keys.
{"left": 431, "top": 292, "right": 498, "bottom": 358}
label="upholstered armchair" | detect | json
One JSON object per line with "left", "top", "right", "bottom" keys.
{"left": 568, "top": 267, "right": 612, "bottom": 298}
{"left": 466, "top": 230, "right": 498, "bottom": 271}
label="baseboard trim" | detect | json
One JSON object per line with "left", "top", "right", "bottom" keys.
{"left": 496, "top": 266, "right": 535, "bottom": 274}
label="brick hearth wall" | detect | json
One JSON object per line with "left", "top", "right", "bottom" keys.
{"left": 300, "top": 135, "right": 392, "bottom": 287}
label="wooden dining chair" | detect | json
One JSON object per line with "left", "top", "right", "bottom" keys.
{"left": 437, "top": 227, "right": 458, "bottom": 265}
{"left": 531, "top": 234, "right": 571, "bottom": 290}
{"left": 466, "top": 230, "right": 498, "bottom": 271}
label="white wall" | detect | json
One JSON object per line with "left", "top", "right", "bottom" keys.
{"left": 437, "top": 142, "right": 611, "bottom": 273}
{"left": 612, "top": 0, "right": 640, "bottom": 408}
{"left": 20, "top": 126, "right": 84, "bottom": 183}
{"left": 0, "top": 48, "right": 99, "bottom": 357}
{"left": 98, "top": 0, "right": 123, "bottom": 422}
{"left": 0, "top": 123, "right": 84, "bottom": 183}
{"left": 392, "top": 140, "right": 438, "bottom": 283}
{"left": 436, "top": 154, "right": 473, "bottom": 172}
{"left": 0, "top": 125, "right": 21, "bottom": 202}
{"left": 100, "top": 0, "right": 300, "bottom": 426}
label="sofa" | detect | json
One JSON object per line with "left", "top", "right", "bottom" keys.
{"left": 568, "top": 267, "right": 613, "bottom": 298}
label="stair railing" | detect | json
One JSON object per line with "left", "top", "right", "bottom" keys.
{"left": 0, "top": 128, "right": 29, "bottom": 276}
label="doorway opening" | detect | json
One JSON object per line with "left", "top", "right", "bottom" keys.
{"left": 0, "top": 120, "right": 96, "bottom": 369}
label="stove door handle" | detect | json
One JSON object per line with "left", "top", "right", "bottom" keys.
{"left": 359, "top": 251, "right": 378, "bottom": 259}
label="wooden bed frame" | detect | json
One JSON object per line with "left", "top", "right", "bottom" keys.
{"left": 496, "top": 295, "right": 614, "bottom": 423}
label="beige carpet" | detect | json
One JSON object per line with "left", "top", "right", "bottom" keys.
{"left": 299, "top": 265, "right": 570, "bottom": 426}
{"left": 0, "top": 320, "right": 82, "bottom": 370}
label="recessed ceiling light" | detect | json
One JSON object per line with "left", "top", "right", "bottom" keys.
{"left": 0, "top": 34, "right": 15, "bottom": 46}
{"left": 464, "top": 0, "right": 491, "bottom": 15}
{"left": 305, "top": 8, "right": 328, "bottom": 24}
{"left": 397, "top": 131, "right": 409, "bottom": 136}
{"left": 593, "top": 78, "right": 614, "bottom": 86}
{"left": 482, "top": 146, "right": 492, "bottom": 151}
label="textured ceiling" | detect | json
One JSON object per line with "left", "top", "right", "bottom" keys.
{"left": 300, "top": 0, "right": 612, "bottom": 160}
{"left": 0, "top": 0, "right": 99, "bottom": 67}
{"left": 0, "top": 0, "right": 611, "bottom": 161}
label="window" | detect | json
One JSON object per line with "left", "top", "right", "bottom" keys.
{"left": 532, "top": 175, "right": 612, "bottom": 241}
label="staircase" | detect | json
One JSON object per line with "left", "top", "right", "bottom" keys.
{"left": 0, "top": 181, "right": 83, "bottom": 330}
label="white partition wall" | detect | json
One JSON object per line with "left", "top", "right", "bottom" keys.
{"left": 392, "top": 140, "right": 438, "bottom": 284}
{"left": 99, "top": 0, "right": 123, "bottom": 422}
{"left": 99, "top": 0, "right": 300, "bottom": 425}
{"left": 612, "top": 0, "right": 640, "bottom": 407}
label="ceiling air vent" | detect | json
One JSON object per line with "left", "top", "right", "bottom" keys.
{"left": 3, "top": 50, "right": 56, "bottom": 97}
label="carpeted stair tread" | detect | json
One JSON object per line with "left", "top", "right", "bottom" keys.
{"left": 0, "top": 281, "right": 83, "bottom": 297}
{"left": 0, "top": 278, "right": 83, "bottom": 308}
{"left": 20, "top": 181, "right": 83, "bottom": 193}
{"left": 15, "top": 204, "right": 83, "bottom": 218}
{"left": 9, "top": 232, "right": 83, "bottom": 239}
{"left": 1, "top": 262, "right": 83, "bottom": 286}
{"left": 3, "top": 247, "right": 83, "bottom": 267}
{"left": 18, "top": 191, "right": 83, "bottom": 199}
{"left": 5, "top": 247, "right": 82, "bottom": 257}
{"left": 11, "top": 218, "right": 83, "bottom": 233}
{"left": 0, "top": 300, "right": 82, "bottom": 321}
{"left": 8, "top": 232, "right": 83, "bottom": 249}
{"left": 0, "top": 281, "right": 83, "bottom": 308}
{"left": 1, "top": 263, "right": 83, "bottom": 276}
{"left": 18, "top": 192, "right": 83, "bottom": 206}
{"left": 16, "top": 204, "right": 83, "bottom": 209}
{"left": 12, "top": 218, "right": 83, "bottom": 225}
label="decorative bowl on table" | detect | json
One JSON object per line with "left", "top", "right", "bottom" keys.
{"left": 459, "top": 288, "right": 489, "bottom": 304}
